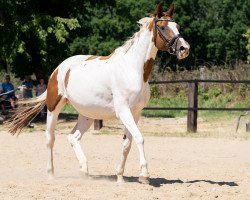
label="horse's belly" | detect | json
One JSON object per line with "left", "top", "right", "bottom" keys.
{"left": 70, "top": 102, "right": 116, "bottom": 119}
{"left": 66, "top": 88, "right": 116, "bottom": 119}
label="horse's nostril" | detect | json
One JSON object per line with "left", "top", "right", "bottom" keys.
{"left": 180, "top": 46, "right": 185, "bottom": 51}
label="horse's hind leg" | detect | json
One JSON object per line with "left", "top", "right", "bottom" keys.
{"left": 45, "top": 99, "right": 66, "bottom": 179}
{"left": 67, "top": 115, "right": 93, "bottom": 176}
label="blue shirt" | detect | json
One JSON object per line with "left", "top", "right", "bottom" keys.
{"left": 2, "top": 82, "right": 15, "bottom": 99}
{"left": 23, "top": 81, "right": 33, "bottom": 98}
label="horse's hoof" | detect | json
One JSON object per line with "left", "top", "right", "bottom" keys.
{"left": 48, "top": 174, "right": 55, "bottom": 181}
{"left": 117, "top": 175, "right": 125, "bottom": 184}
{"left": 79, "top": 170, "right": 89, "bottom": 179}
{"left": 139, "top": 176, "right": 150, "bottom": 184}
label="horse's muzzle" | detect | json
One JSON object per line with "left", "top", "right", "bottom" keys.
{"left": 176, "top": 38, "right": 190, "bottom": 60}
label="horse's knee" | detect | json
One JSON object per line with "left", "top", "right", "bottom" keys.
{"left": 134, "top": 135, "right": 144, "bottom": 145}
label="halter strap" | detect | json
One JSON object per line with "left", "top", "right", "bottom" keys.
{"left": 153, "top": 18, "right": 182, "bottom": 54}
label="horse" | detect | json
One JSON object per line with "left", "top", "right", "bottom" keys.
{"left": 6, "top": 3, "right": 190, "bottom": 184}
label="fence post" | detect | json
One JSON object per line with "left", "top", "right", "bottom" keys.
{"left": 94, "top": 120, "right": 103, "bottom": 130}
{"left": 246, "top": 122, "right": 250, "bottom": 132}
{"left": 187, "top": 81, "right": 198, "bottom": 132}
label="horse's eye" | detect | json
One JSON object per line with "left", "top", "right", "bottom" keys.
{"left": 160, "top": 26, "right": 165, "bottom": 31}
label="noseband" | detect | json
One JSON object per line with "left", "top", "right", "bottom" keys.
{"left": 153, "top": 18, "right": 182, "bottom": 54}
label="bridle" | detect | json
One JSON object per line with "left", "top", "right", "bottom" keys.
{"left": 153, "top": 18, "right": 182, "bottom": 54}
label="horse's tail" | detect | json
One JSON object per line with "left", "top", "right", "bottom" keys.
{"left": 5, "top": 91, "right": 47, "bottom": 135}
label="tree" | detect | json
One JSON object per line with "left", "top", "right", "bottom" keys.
{"left": 173, "top": 0, "right": 250, "bottom": 68}
{"left": 0, "top": 0, "right": 249, "bottom": 78}
{"left": 69, "top": 0, "right": 159, "bottom": 56}
{"left": 244, "top": 29, "right": 250, "bottom": 64}
{"left": 0, "top": 0, "right": 80, "bottom": 79}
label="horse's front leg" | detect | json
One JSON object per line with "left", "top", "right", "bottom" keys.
{"left": 116, "top": 111, "right": 141, "bottom": 183}
{"left": 118, "top": 108, "right": 149, "bottom": 184}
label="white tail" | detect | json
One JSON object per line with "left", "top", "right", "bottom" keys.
{"left": 5, "top": 91, "right": 47, "bottom": 135}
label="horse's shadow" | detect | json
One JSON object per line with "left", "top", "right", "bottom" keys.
{"left": 87, "top": 174, "right": 181, "bottom": 187}
{"left": 185, "top": 180, "right": 238, "bottom": 187}
{"left": 88, "top": 175, "right": 238, "bottom": 188}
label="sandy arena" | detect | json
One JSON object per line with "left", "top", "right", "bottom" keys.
{"left": 1, "top": 117, "right": 250, "bottom": 199}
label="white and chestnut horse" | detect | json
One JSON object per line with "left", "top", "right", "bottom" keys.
{"left": 7, "top": 4, "right": 189, "bottom": 183}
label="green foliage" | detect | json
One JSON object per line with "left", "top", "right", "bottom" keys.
{"left": 199, "top": 87, "right": 222, "bottom": 100}
{"left": 142, "top": 90, "right": 188, "bottom": 118}
{"left": 61, "top": 104, "right": 78, "bottom": 114}
{"left": 244, "top": 29, "right": 250, "bottom": 63}
{"left": 0, "top": 0, "right": 80, "bottom": 78}
{"left": 69, "top": 0, "right": 158, "bottom": 56}
{"left": 143, "top": 64, "right": 250, "bottom": 119}
{"left": 0, "top": 0, "right": 249, "bottom": 78}
{"left": 173, "top": 0, "right": 250, "bottom": 68}
{"left": 150, "top": 84, "right": 161, "bottom": 99}
{"left": 143, "top": 84, "right": 250, "bottom": 119}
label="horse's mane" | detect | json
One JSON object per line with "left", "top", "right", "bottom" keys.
{"left": 119, "top": 17, "right": 153, "bottom": 53}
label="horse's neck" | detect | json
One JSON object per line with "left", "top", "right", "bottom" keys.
{"left": 123, "top": 29, "right": 157, "bottom": 74}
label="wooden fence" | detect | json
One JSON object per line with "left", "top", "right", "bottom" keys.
{"left": 94, "top": 79, "right": 250, "bottom": 132}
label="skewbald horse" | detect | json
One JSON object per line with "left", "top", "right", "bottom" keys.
{"left": 7, "top": 4, "right": 189, "bottom": 183}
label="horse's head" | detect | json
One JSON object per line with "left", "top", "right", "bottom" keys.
{"left": 152, "top": 3, "right": 190, "bottom": 60}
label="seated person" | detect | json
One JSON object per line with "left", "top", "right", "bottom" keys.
{"left": 0, "top": 83, "right": 6, "bottom": 114}
{"left": 22, "top": 75, "right": 33, "bottom": 98}
{"left": 2, "top": 75, "right": 17, "bottom": 110}
{"left": 36, "top": 78, "right": 47, "bottom": 97}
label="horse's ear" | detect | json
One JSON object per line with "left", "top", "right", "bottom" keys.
{"left": 153, "top": 3, "right": 164, "bottom": 18}
{"left": 165, "top": 4, "right": 175, "bottom": 17}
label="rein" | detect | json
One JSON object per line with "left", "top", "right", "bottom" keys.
{"left": 153, "top": 18, "right": 182, "bottom": 54}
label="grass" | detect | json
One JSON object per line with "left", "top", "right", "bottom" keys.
{"left": 143, "top": 84, "right": 250, "bottom": 120}
{"left": 142, "top": 89, "right": 188, "bottom": 118}
{"left": 61, "top": 104, "right": 78, "bottom": 114}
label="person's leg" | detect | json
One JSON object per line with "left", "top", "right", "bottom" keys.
{"left": 0, "top": 100, "right": 5, "bottom": 113}
{"left": 10, "top": 98, "right": 15, "bottom": 109}
{"left": 1, "top": 99, "right": 8, "bottom": 115}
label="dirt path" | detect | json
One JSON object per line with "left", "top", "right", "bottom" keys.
{"left": 1, "top": 126, "right": 250, "bottom": 200}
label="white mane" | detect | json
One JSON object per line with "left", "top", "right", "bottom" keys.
{"left": 121, "top": 17, "right": 153, "bottom": 53}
